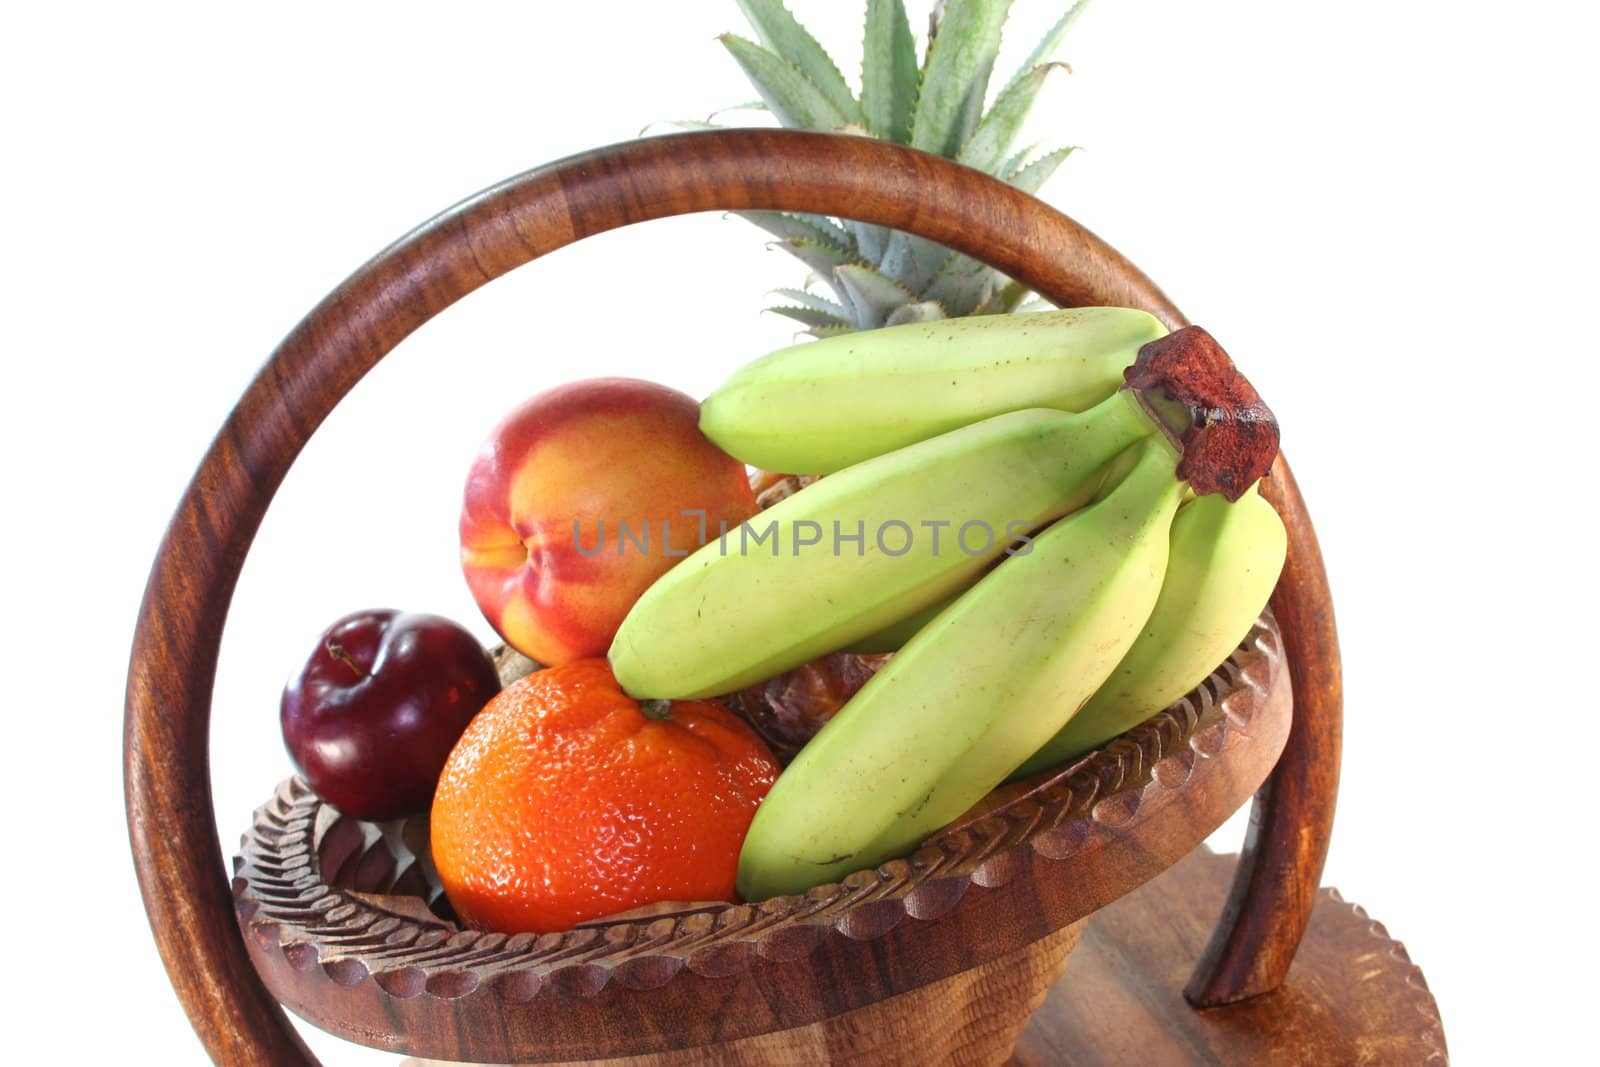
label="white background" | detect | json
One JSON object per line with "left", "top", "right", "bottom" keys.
{"left": 5, "top": 1, "right": 1596, "bottom": 1063}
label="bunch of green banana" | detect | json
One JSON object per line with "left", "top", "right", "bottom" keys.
{"left": 812, "top": 482, "right": 1283, "bottom": 876}
{"left": 844, "top": 485, "right": 1288, "bottom": 771}
{"left": 1010, "top": 484, "right": 1287, "bottom": 780}
{"left": 699, "top": 307, "right": 1168, "bottom": 474}
{"left": 610, "top": 386, "right": 1165, "bottom": 699}
{"left": 609, "top": 312, "right": 1283, "bottom": 899}
{"left": 736, "top": 438, "right": 1186, "bottom": 899}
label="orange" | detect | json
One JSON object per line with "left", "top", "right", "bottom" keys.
{"left": 430, "top": 658, "right": 780, "bottom": 934}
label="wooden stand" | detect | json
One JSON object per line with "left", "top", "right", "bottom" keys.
{"left": 1013, "top": 847, "right": 1446, "bottom": 1065}
{"left": 126, "top": 129, "right": 1440, "bottom": 1064}
{"left": 398, "top": 848, "right": 1445, "bottom": 1066}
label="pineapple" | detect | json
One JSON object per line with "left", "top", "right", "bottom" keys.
{"left": 696, "top": 2, "right": 1089, "bottom": 746}
{"left": 717, "top": 0, "right": 1089, "bottom": 335}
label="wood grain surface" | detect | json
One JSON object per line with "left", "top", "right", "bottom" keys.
{"left": 399, "top": 848, "right": 1446, "bottom": 1067}
{"left": 1185, "top": 456, "right": 1343, "bottom": 1006}
{"left": 399, "top": 924, "right": 1084, "bottom": 1067}
{"left": 1012, "top": 848, "right": 1446, "bottom": 1065}
{"left": 126, "top": 129, "right": 1343, "bottom": 1064}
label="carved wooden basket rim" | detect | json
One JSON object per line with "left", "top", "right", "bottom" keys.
{"left": 232, "top": 616, "right": 1288, "bottom": 1057}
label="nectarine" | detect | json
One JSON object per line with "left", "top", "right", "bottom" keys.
{"left": 460, "top": 378, "right": 757, "bottom": 665}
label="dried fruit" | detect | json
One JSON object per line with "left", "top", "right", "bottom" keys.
{"left": 728, "top": 651, "right": 890, "bottom": 761}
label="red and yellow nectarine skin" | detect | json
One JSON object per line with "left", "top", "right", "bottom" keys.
{"left": 460, "top": 378, "right": 757, "bottom": 665}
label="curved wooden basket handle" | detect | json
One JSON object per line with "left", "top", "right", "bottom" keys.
{"left": 124, "top": 129, "right": 1339, "bottom": 1063}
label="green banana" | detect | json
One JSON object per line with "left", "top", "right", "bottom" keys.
{"left": 736, "top": 438, "right": 1186, "bottom": 900}
{"left": 1010, "top": 484, "right": 1288, "bottom": 780}
{"left": 700, "top": 307, "right": 1168, "bottom": 474}
{"left": 844, "top": 596, "right": 953, "bottom": 653}
{"left": 610, "top": 389, "right": 1160, "bottom": 700}
{"left": 846, "top": 446, "right": 1162, "bottom": 656}
{"left": 843, "top": 444, "right": 1167, "bottom": 655}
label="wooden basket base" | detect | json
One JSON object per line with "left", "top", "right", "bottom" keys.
{"left": 407, "top": 846, "right": 1445, "bottom": 1067}
{"left": 410, "top": 920, "right": 1084, "bottom": 1067}
{"left": 1012, "top": 847, "right": 1447, "bottom": 1065}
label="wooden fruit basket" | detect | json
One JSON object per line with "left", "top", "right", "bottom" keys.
{"left": 125, "top": 129, "right": 1445, "bottom": 1065}
{"left": 234, "top": 619, "right": 1284, "bottom": 1063}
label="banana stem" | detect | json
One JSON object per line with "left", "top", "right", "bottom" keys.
{"left": 1123, "top": 326, "right": 1280, "bottom": 500}
{"left": 1127, "top": 386, "right": 1193, "bottom": 449}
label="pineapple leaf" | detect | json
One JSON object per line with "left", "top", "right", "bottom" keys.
{"left": 958, "top": 63, "right": 1066, "bottom": 176}
{"left": 910, "top": 0, "right": 1011, "bottom": 158}
{"left": 767, "top": 304, "right": 855, "bottom": 330}
{"left": 881, "top": 230, "right": 957, "bottom": 295}
{"left": 885, "top": 300, "right": 949, "bottom": 326}
{"left": 972, "top": 277, "right": 1031, "bottom": 315}
{"left": 707, "top": 100, "right": 771, "bottom": 119}
{"left": 798, "top": 212, "right": 859, "bottom": 250}
{"left": 644, "top": 100, "right": 770, "bottom": 137}
{"left": 861, "top": 0, "right": 918, "bottom": 142}
{"left": 851, "top": 220, "right": 891, "bottom": 262}
{"left": 1007, "top": 144, "right": 1076, "bottom": 194}
{"left": 720, "top": 34, "right": 854, "bottom": 130}
{"left": 999, "top": 0, "right": 1089, "bottom": 95}
{"left": 770, "top": 237, "right": 861, "bottom": 296}
{"left": 997, "top": 139, "right": 1039, "bottom": 180}
{"left": 996, "top": 279, "right": 1034, "bottom": 313}
{"left": 834, "top": 263, "right": 918, "bottom": 329}
{"left": 739, "top": 211, "right": 858, "bottom": 255}
{"left": 736, "top": 0, "right": 864, "bottom": 124}
{"left": 712, "top": 2, "right": 1087, "bottom": 337}
{"left": 641, "top": 119, "right": 723, "bottom": 135}
{"left": 921, "top": 252, "right": 1001, "bottom": 317}
{"left": 770, "top": 287, "right": 851, "bottom": 318}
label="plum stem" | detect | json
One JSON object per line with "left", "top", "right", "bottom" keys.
{"left": 324, "top": 640, "right": 366, "bottom": 679}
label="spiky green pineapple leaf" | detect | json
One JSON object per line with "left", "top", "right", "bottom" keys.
{"left": 861, "top": 0, "right": 918, "bottom": 142}
{"left": 709, "top": 100, "right": 771, "bottom": 118}
{"left": 769, "top": 287, "right": 851, "bottom": 319}
{"left": 922, "top": 138, "right": 1075, "bottom": 313}
{"left": 880, "top": 230, "right": 956, "bottom": 296}
{"left": 972, "top": 277, "right": 1031, "bottom": 315}
{"left": 647, "top": 119, "right": 724, "bottom": 133}
{"left": 1006, "top": 144, "right": 1076, "bottom": 194}
{"left": 736, "top": 0, "right": 864, "bottom": 124}
{"left": 909, "top": 0, "right": 1010, "bottom": 158}
{"left": 769, "top": 237, "right": 862, "bottom": 299}
{"left": 834, "top": 263, "right": 918, "bottom": 328}
{"left": 797, "top": 213, "right": 858, "bottom": 250}
{"left": 767, "top": 304, "right": 856, "bottom": 330}
{"left": 920, "top": 252, "right": 1000, "bottom": 316}
{"left": 720, "top": 34, "right": 855, "bottom": 130}
{"left": 885, "top": 300, "right": 949, "bottom": 326}
{"left": 716, "top": 1, "right": 1088, "bottom": 337}
{"left": 739, "top": 211, "right": 858, "bottom": 254}
{"left": 642, "top": 101, "right": 768, "bottom": 138}
{"left": 999, "top": 0, "right": 1088, "bottom": 94}
{"left": 852, "top": 221, "right": 891, "bottom": 262}
{"left": 958, "top": 63, "right": 1066, "bottom": 176}
{"left": 997, "top": 139, "right": 1040, "bottom": 180}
